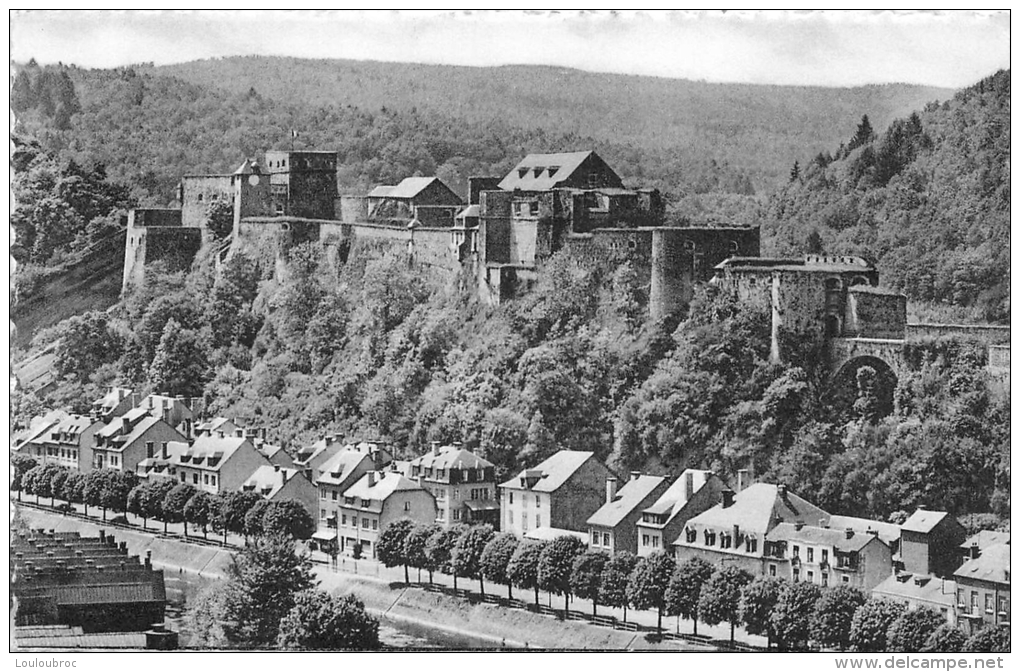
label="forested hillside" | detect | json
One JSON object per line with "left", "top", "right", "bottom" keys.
{"left": 761, "top": 70, "right": 1010, "bottom": 323}
{"left": 148, "top": 56, "right": 951, "bottom": 190}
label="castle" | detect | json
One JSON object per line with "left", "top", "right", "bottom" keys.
{"left": 123, "top": 149, "right": 759, "bottom": 319}
{"left": 123, "top": 148, "right": 1008, "bottom": 384}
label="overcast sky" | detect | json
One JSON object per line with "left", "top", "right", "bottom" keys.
{"left": 9, "top": 10, "right": 1011, "bottom": 88}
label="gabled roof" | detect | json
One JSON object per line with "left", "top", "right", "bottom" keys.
{"left": 685, "top": 483, "right": 829, "bottom": 537}
{"left": 456, "top": 204, "right": 480, "bottom": 219}
{"left": 195, "top": 417, "right": 235, "bottom": 433}
{"left": 873, "top": 573, "right": 957, "bottom": 608}
{"left": 954, "top": 543, "right": 1010, "bottom": 585}
{"left": 826, "top": 514, "right": 902, "bottom": 546}
{"left": 170, "top": 434, "right": 251, "bottom": 471}
{"left": 961, "top": 530, "right": 1011, "bottom": 552}
{"left": 242, "top": 465, "right": 304, "bottom": 499}
{"left": 92, "top": 387, "right": 132, "bottom": 410}
{"left": 525, "top": 527, "right": 588, "bottom": 543}
{"left": 901, "top": 509, "right": 950, "bottom": 534}
{"left": 367, "top": 185, "right": 395, "bottom": 198}
{"left": 642, "top": 469, "right": 716, "bottom": 521}
{"left": 588, "top": 475, "right": 666, "bottom": 528}
{"left": 317, "top": 450, "right": 374, "bottom": 486}
{"left": 410, "top": 445, "right": 494, "bottom": 471}
{"left": 500, "top": 451, "right": 598, "bottom": 493}
{"left": 767, "top": 522, "right": 886, "bottom": 553}
{"left": 16, "top": 410, "right": 72, "bottom": 447}
{"left": 343, "top": 471, "right": 425, "bottom": 501}
{"left": 99, "top": 416, "right": 165, "bottom": 453}
{"left": 234, "top": 159, "right": 261, "bottom": 175}
{"left": 368, "top": 177, "right": 455, "bottom": 200}
{"left": 498, "top": 151, "right": 594, "bottom": 191}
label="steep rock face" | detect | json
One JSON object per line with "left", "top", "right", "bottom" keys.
{"left": 13, "top": 230, "right": 126, "bottom": 348}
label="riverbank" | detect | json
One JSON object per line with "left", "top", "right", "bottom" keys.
{"left": 17, "top": 505, "right": 713, "bottom": 651}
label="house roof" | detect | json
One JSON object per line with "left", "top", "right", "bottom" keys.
{"left": 294, "top": 438, "right": 345, "bottom": 468}
{"left": 52, "top": 581, "right": 166, "bottom": 605}
{"left": 16, "top": 410, "right": 72, "bottom": 447}
{"left": 343, "top": 471, "right": 425, "bottom": 501}
{"left": 242, "top": 465, "right": 303, "bottom": 499}
{"left": 872, "top": 573, "right": 958, "bottom": 608}
{"left": 961, "top": 530, "right": 1011, "bottom": 552}
{"left": 410, "top": 445, "right": 494, "bottom": 471}
{"left": 499, "top": 451, "right": 598, "bottom": 493}
{"left": 234, "top": 159, "right": 261, "bottom": 175}
{"left": 368, "top": 177, "right": 453, "bottom": 200}
{"left": 524, "top": 527, "right": 588, "bottom": 543}
{"left": 316, "top": 450, "right": 373, "bottom": 486}
{"left": 15, "top": 628, "right": 148, "bottom": 649}
{"left": 367, "top": 185, "right": 394, "bottom": 198}
{"left": 588, "top": 475, "right": 666, "bottom": 528}
{"left": 98, "top": 416, "right": 165, "bottom": 453}
{"left": 767, "top": 522, "right": 885, "bottom": 553}
{"left": 954, "top": 543, "right": 1010, "bottom": 585}
{"left": 170, "top": 434, "right": 251, "bottom": 471}
{"left": 825, "top": 514, "right": 902, "bottom": 546}
{"left": 902, "top": 509, "right": 950, "bottom": 534}
{"left": 498, "top": 151, "right": 595, "bottom": 191}
{"left": 685, "top": 483, "right": 829, "bottom": 537}
{"left": 92, "top": 387, "right": 132, "bottom": 410}
{"left": 195, "top": 417, "right": 235, "bottom": 433}
{"left": 456, "top": 204, "right": 480, "bottom": 219}
{"left": 643, "top": 470, "right": 716, "bottom": 520}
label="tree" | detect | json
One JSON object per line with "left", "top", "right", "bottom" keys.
{"left": 962, "top": 624, "right": 1010, "bottom": 653}
{"left": 601, "top": 550, "right": 638, "bottom": 622}
{"left": 698, "top": 565, "right": 752, "bottom": 642}
{"left": 538, "top": 535, "right": 587, "bottom": 613}
{"left": 164, "top": 483, "right": 197, "bottom": 536}
{"left": 221, "top": 490, "right": 264, "bottom": 542}
{"left": 244, "top": 499, "right": 271, "bottom": 539}
{"left": 127, "top": 483, "right": 151, "bottom": 529}
{"left": 216, "top": 534, "right": 316, "bottom": 647}
{"left": 54, "top": 312, "right": 123, "bottom": 384}
{"left": 138, "top": 478, "right": 175, "bottom": 533}
{"left": 262, "top": 500, "right": 315, "bottom": 541}
{"left": 425, "top": 524, "right": 467, "bottom": 589}
{"left": 205, "top": 200, "right": 235, "bottom": 240}
{"left": 480, "top": 532, "right": 519, "bottom": 599}
{"left": 853, "top": 365, "right": 884, "bottom": 424}
{"left": 920, "top": 625, "right": 968, "bottom": 653}
{"left": 849, "top": 114, "right": 875, "bottom": 151}
{"left": 849, "top": 598, "right": 905, "bottom": 652}
{"left": 377, "top": 519, "right": 415, "bottom": 584}
{"left": 790, "top": 161, "right": 800, "bottom": 182}
{"left": 277, "top": 590, "right": 380, "bottom": 650}
{"left": 887, "top": 607, "right": 949, "bottom": 652}
{"left": 11, "top": 454, "right": 38, "bottom": 501}
{"left": 63, "top": 471, "right": 86, "bottom": 506}
{"left": 627, "top": 550, "right": 676, "bottom": 631}
{"left": 49, "top": 467, "right": 70, "bottom": 505}
{"left": 451, "top": 524, "right": 495, "bottom": 596}
{"left": 148, "top": 318, "right": 210, "bottom": 397}
{"left": 83, "top": 468, "right": 110, "bottom": 517}
{"left": 811, "top": 584, "right": 867, "bottom": 651}
{"left": 404, "top": 523, "right": 440, "bottom": 584}
{"left": 739, "top": 576, "right": 783, "bottom": 647}
{"left": 99, "top": 470, "right": 137, "bottom": 521}
{"left": 571, "top": 550, "right": 609, "bottom": 617}
{"left": 665, "top": 556, "right": 715, "bottom": 635}
{"left": 770, "top": 580, "right": 822, "bottom": 651}
{"left": 507, "top": 541, "right": 546, "bottom": 606}
{"left": 22, "top": 465, "right": 46, "bottom": 504}
{"left": 184, "top": 490, "right": 215, "bottom": 539}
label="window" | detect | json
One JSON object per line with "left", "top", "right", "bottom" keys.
{"left": 320, "top": 488, "right": 327, "bottom": 500}
{"left": 602, "top": 532, "right": 610, "bottom": 546}
{"left": 197, "top": 194, "right": 204, "bottom": 202}
{"left": 320, "top": 509, "right": 327, "bottom": 520}
{"left": 822, "top": 549, "right": 829, "bottom": 564}
{"left": 986, "top": 594, "right": 995, "bottom": 614}
{"left": 404, "top": 501, "right": 410, "bottom": 511}
{"left": 146, "top": 441, "right": 154, "bottom": 457}
{"left": 971, "top": 591, "right": 979, "bottom": 614}
{"left": 341, "top": 515, "right": 347, "bottom": 526}
{"left": 652, "top": 536, "right": 660, "bottom": 548}
{"left": 204, "top": 474, "right": 210, "bottom": 485}
{"left": 193, "top": 474, "right": 199, "bottom": 485}
{"left": 361, "top": 499, "right": 371, "bottom": 508}
{"left": 535, "top": 514, "right": 541, "bottom": 528}
{"left": 180, "top": 473, "right": 186, "bottom": 482}
{"left": 437, "top": 509, "right": 445, "bottom": 521}
{"left": 807, "top": 548, "right": 814, "bottom": 563}
{"left": 454, "top": 510, "right": 461, "bottom": 521}
{"left": 769, "top": 564, "right": 777, "bottom": 577}
{"left": 362, "top": 518, "right": 369, "bottom": 529}
{"left": 807, "top": 571, "right": 814, "bottom": 583}
{"left": 509, "top": 492, "right": 514, "bottom": 504}
{"left": 842, "top": 575, "right": 850, "bottom": 584}
{"left": 210, "top": 475, "right": 216, "bottom": 486}
{"left": 793, "top": 545, "right": 800, "bottom": 558}
{"left": 509, "top": 511, "right": 514, "bottom": 525}
{"left": 793, "top": 569, "right": 800, "bottom": 582}
{"left": 642, "top": 534, "right": 649, "bottom": 547}
{"left": 372, "top": 519, "right": 378, "bottom": 531}
{"left": 822, "top": 573, "right": 828, "bottom": 587}
{"left": 453, "top": 489, "right": 460, "bottom": 500}
{"left": 536, "top": 496, "right": 541, "bottom": 508}
{"left": 331, "top": 491, "right": 338, "bottom": 501}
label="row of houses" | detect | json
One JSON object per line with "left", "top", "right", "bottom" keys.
{"left": 14, "top": 391, "right": 1008, "bottom": 636}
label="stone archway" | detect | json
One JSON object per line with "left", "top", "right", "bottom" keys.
{"left": 826, "top": 354, "right": 899, "bottom": 421}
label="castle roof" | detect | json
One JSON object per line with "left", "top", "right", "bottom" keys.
{"left": 715, "top": 255, "right": 876, "bottom": 274}
{"left": 233, "top": 159, "right": 261, "bottom": 175}
{"left": 848, "top": 284, "right": 903, "bottom": 296}
{"left": 498, "top": 151, "right": 596, "bottom": 191}
{"left": 368, "top": 177, "right": 453, "bottom": 200}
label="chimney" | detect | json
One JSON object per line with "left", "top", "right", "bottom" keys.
{"left": 969, "top": 543, "right": 981, "bottom": 560}
{"left": 274, "top": 464, "right": 281, "bottom": 472}
{"left": 367, "top": 472, "right": 376, "bottom": 487}
{"left": 416, "top": 474, "right": 424, "bottom": 487}
{"left": 217, "top": 430, "right": 224, "bottom": 439}
{"left": 685, "top": 471, "right": 694, "bottom": 501}
{"left": 145, "top": 551, "right": 152, "bottom": 569}
{"left": 845, "top": 528, "right": 855, "bottom": 539}
{"left": 99, "top": 529, "right": 106, "bottom": 542}
{"left": 325, "top": 436, "right": 334, "bottom": 447}
{"left": 303, "top": 468, "right": 312, "bottom": 482}
{"left": 162, "top": 442, "right": 168, "bottom": 459}
{"left": 794, "top": 521, "right": 804, "bottom": 531}
{"left": 148, "top": 397, "right": 154, "bottom": 409}
{"left": 778, "top": 484, "right": 788, "bottom": 501}
{"left": 721, "top": 489, "right": 734, "bottom": 508}
{"left": 629, "top": 471, "right": 641, "bottom": 483}
{"left": 737, "top": 469, "right": 749, "bottom": 492}
{"left": 606, "top": 476, "right": 618, "bottom": 504}
{"left": 261, "top": 428, "right": 267, "bottom": 441}
{"left": 431, "top": 441, "right": 440, "bottom": 456}
{"left": 235, "top": 428, "right": 244, "bottom": 438}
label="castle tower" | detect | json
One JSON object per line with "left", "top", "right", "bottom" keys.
{"left": 263, "top": 150, "right": 338, "bottom": 219}
{"left": 232, "top": 159, "right": 271, "bottom": 230}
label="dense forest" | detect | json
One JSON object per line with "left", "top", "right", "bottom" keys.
{"left": 11, "top": 63, "right": 1010, "bottom": 530}
{"left": 762, "top": 69, "right": 1010, "bottom": 323}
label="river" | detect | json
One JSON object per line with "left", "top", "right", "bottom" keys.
{"left": 378, "top": 617, "right": 512, "bottom": 650}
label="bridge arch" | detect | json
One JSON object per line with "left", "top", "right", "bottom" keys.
{"left": 827, "top": 353, "right": 899, "bottom": 420}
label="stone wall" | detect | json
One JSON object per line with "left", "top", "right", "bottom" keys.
{"left": 845, "top": 290, "right": 907, "bottom": 339}
{"left": 180, "top": 175, "right": 233, "bottom": 229}
{"left": 905, "top": 323, "right": 1010, "bottom": 344}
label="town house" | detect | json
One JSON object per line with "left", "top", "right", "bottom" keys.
{"left": 635, "top": 469, "right": 726, "bottom": 557}
{"left": 314, "top": 448, "right": 378, "bottom": 537}
{"left": 587, "top": 472, "right": 670, "bottom": 555}
{"left": 499, "top": 450, "right": 615, "bottom": 536}
{"left": 16, "top": 414, "right": 101, "bottom": 473}
{"left": 765, "top": 522, "right": 892, "bottom": 591}
{"left": 92, "top": 408, "right": 186, "bottom": 473}
{"left": 408, "top": 443, "right": 500, "bottom": 528}
{"left": 141, "top": 433, "right": 271, "bottom": 494}
{"left": 89, "top": 387, "right": 134, "bottom": 423}
{"left": 337, "top": 471, "right": 436, "bottom": 559}
{"left": 954, "top": 541, "right": 1010, "bottom": 635}
{"left": 240, "top": 464, "right": 317, "bottom": 519}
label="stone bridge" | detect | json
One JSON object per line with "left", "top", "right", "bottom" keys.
{"left": 828, "top": 323, "right": 1011, "bottom": 384}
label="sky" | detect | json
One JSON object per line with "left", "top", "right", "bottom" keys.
{"left": 8, "top": 10, "right": 1012, "bottom": 89}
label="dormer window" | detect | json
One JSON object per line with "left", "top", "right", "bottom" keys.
{"left": 518, "top": 168, "right": 528, "bottom": 179}
{"left": 533, "top": 167, "right": 544, "bottom": 178}
{"left": 547, "top": 166, "right": 559, "bottom": 177}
